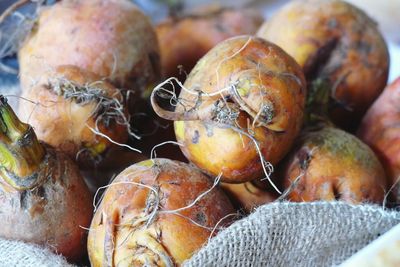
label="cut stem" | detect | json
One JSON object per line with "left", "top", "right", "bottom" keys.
{"left": 0, "top": 95, "right": 46, "bottom": 190}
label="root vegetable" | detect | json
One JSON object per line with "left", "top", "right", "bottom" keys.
{"left": 156, "top": 7, "right": 263, "bottom": 78}
{"left": 18, "top": 65, "right": 131, "bottom": 169}
{"left": 282, "top": 126, "right": 387, "bottom": 204}
{"left": 151, "top": 36, "right": 306, "bottom": 184}
{"left": 221, "top": 180, "right": 277, "bottom": 213}
{"left": 357, "top": 77, "right": 400, "bottom": 204}
{"left": 0, "top": 96, "right": 93, "bottom": 261}
{"left": 257, "top": 0, "right": 389, "bottom": 130}
{"left": 18, "top": 0, "right": 160, "bottom": 96}
{"left": 87, "top": 158, "right": 235, "bottom": 266}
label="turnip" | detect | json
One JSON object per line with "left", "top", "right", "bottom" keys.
{"left": 151, "top": 36, "right": 306, "bottom": 185}
{"left": 157, "top": 6, "right": 263, "bottom": 79}
{"left": 221, "top": 181, "right": 277, "bottom": 213}
{"left": 0, "top": 95, "right": 93, "bottom": 261}
{"left": 279, "top": 78, "right": 388, "bottom": 204}
{"left": 18, "top": 65, "right": 132, "bottom": 169}
{"left": 257, "top": 0, "right": 389, "bottom": 130}
{"left": 18, "top": 0, "right": 160, "bottom": 98}
{"left": 358, "top": 77, "right": 400, "bottom": 204}
{"left": 87, "top": 158, "right": 235, "bottom": 266}
{"left": 281, "top": 125, "right": 387, "bottom": 204}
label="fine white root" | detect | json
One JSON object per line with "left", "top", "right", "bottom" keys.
{"left": 86, "top": 125, "right": 142, "bottom": 153}
{"left": 276, "top": 171, "right": 305, "bottom": 202}
{"left": 161, "top": 173, "right": 222, "bottom": 215}
{"left": 382, "top": 175, "right": 400, "bottom": 209}
{"left": 150, "top": 141, "right": 184, "bottom": 160}
{"left": 207, "top": 212, "right": 241, "bottom": 243}
{"left": 93, "top": 171, "right": 224, "bottom": 231}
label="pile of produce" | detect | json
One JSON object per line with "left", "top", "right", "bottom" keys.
{"left": 0, "top": 0, "right": 398, "bottom": 265}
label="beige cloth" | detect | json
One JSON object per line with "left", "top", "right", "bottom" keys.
{"left": 184, "top": 202, "right": 400, "bottom": 267}
{"left": 0, "top": 238, "right": 75, "bottom": 267}
{"left": 0, "top": 202, "right": 398, "bottom": 267}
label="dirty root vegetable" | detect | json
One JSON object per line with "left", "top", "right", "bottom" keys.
{"left": 156, "top": 7, "right": 263, "bottom": 78}
{"left": 357, "top": 77, "right": 400, "bottom": 203}
{"left": 151, "top": 36, "right": 306, "bottom": 183}
{"left": 282, "top": 126, "right": 387, "bottom": 204}
{"left": 19, "top": 0, "right": 160, "bottom": 96}
{"left": 18, "top": 65, "right": 130, "bottom": 169}
{"left": 257, "top": 0, "right": 389, "bottom": 130}
{"left": 87, "top": 158, "right": 235, "bottom": 266}
{"left": 221, "top": 181, "right": 277, "bottom": 213}
{"left": 0, "top": 96, "right": 93, "bottom": 261}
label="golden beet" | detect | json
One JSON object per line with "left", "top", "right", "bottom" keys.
{"left": 221, "top": 180, "right": 277, "bottom": 213}
{"left": 357, "top": 77, "right": 400, "bottom": 203}
{"left": 257, "top": 0, "right": 389, "bottom": 130}
{"left": 152, "top": 36, "right": 306, "bottom": 183}
{"left": 156, "top": 7, "right": 263, "bottom": 78}
{"left": 19, "top": 0, "right": 160, "bottom": 94}
{"left": 87, "top": 158, "right": 235, "bottom": 266}
{"left": 282, "top": 126, "right": 387, "bottom": 203}
{"left": 0, "top": 96, "right": 92, "bottom": 261}
{"left": 18, "top": 65, "right": 130, "bottom": 169}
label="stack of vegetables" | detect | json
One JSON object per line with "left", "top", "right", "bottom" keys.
{"left": 0, "top": 0, "right": 398, "bottom": 266}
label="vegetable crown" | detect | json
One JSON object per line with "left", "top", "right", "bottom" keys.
{"left": 0, "top": 96, "right": 46, "bottom": 190}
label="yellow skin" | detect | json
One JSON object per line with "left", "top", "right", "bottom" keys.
{"left": 221, "top": 180, "right": 277, "bottom": 213}
{"left": 358, "top": 77, "right": 400, "bottom": 203}
{"left": 18, "top": 65, "right": 129, "bottom": 169}
{"left": 157, "top": 7, "right": 263, "bottom": 78}
{"left": 88, "top": 159, "right": 235, "bottom": 266}
{"left": 152, "top": 36, "right": 306, "bottom": 183}
{"left": 0, "top": 97, "right": 92, "bottom": 261}
{"left": 283, "top": 126, "right": 387, "bottom": 203}
{"left": 257, "top": 0, "right": 389, "bottom": 130}
{"left": 19, "top": 0, "right": 160, "bottom": 94}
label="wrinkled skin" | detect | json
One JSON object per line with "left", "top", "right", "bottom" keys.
{"left": 357, "top": 77, "right": 400, "bottom": 203}
{"left": 0, "top": 146, "right": 93, "bottom": 261}
{"left": 221, "top": 180, "right": 277, "bottom": 213}
{"left": 19, "top": 0, "right": 160, "bottom": 95}
{"left": 156, "top": 7, "right": 263, "bottom": 78}
{"left": 282, "top": 126, "right": 387, "bottom": 204}
{"left": 152, "top": 36, "right": 306, "bottom": 183}
{"left": 257, "top": 0, "right": 389, "bottom": 130}
{"left": 88, "top": 159, "right": 235, "bottom": 267}
{"left": 18, "top": 65, "right": 129, "bottom": 169}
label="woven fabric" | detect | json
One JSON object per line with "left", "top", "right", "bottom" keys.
{"left": 0, "top": 202, "right": 398, "bottom": 266}
{"left": 184, "top": 202, "right": 400, "bottom": 267}
{"left": 0, "top": 239, "right": 76, "bottom": 267}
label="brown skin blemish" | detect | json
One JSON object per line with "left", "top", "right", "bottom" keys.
{"left": 282, "top": 126, "right": 387, "bottom": 204}
{"left": 298, "top": 148, "right": 312, "bottom": 171}
{"left": 158, "top": 37, "right": 306, "bottom": 183}
{"left": 195, "top": 212, "right": 207, "bottom": 225}
{"left": 257, "top": 0, "right": 389, "bottom": 130}
{"left": 87, "top": 159, "right": 235, "bottom": 266}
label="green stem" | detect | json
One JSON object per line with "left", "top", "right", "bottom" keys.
{"left": 0, "top": 95, "right": 46, "bottom": 190}
{"left": 304, "top": 78, "right": 334, "bottom": 128}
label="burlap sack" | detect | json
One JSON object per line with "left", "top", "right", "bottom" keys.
{"left": 0, "top": 238, "right": 74, "bottom": 267}
{"left": 184, "top": 202, "right": 400, "bottom": 267}
{"left": 0, "top": 202, "right": 398, "bottom": 267}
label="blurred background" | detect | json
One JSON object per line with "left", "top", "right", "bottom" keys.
{"left": 0, "top": 0, "right": 399, "bottom": 102}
